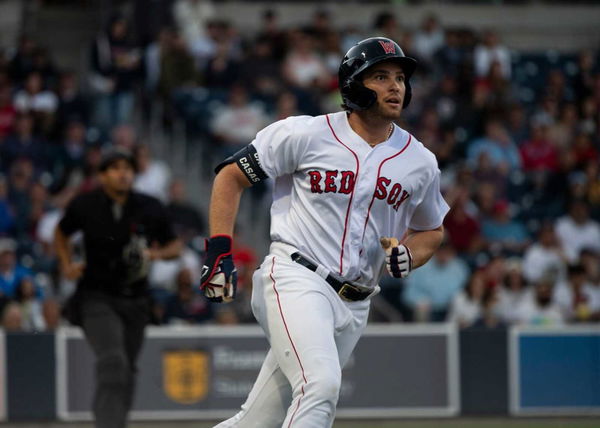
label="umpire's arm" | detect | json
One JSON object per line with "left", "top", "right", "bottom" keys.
{"left": 146, "top": 238, "right": 182, "bottom": 261}
{"left": 55, "top": 227, "right": 85, "bottom": 280}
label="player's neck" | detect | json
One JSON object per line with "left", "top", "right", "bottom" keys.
{"left": 348, "top": 112, "right": 394, "bottom": 147}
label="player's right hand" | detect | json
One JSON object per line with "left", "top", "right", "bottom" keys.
{"left": 380, "top": 237, "right": 413, "bottom": 278}
{"left": 62, "top": 262, "right": 85, "bottom": 281}
{"left": 201, "top": 235, "right": 237, "bottom": 303}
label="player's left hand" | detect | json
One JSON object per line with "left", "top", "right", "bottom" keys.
{"left": 380, "top": 237, "right": 413, "bottom": 278}
{"left": 201, "top": 235, "right": 237, "bottom": 303}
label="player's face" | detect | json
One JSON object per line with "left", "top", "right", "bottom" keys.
{"left": 100, "top": 159, "right": 135, "bottom": 194}
{"left": 362, "top": 61, "right": 406, "bottom": 120}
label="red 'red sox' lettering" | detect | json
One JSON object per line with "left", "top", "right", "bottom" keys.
{"left": 375, "top": 176, "right": 411, "bottom": 211}
{"left": 308, "top": 171, "right": 323, "bottom": 193}
{"left": 308, "top": 170, "right": 354, "bottom": 194}
{"left": 308, "top": 170, "right": 410, "bottom": 211}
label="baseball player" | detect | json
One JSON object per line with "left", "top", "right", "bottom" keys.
{"left": 201, "top": 37, "right": 449, "bottom": 427}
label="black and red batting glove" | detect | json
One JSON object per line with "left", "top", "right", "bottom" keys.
{"left": 380, "top": 237, "right": 413, "bottom": 278}
{"left": 200, "top": 235, "right": 237, "bottom": 303}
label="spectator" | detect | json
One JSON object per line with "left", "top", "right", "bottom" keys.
{"left": 30, "top": 47, "right": 58, "bottom": 88}
{"left": 472, "top": 286, "right": 503, "bottom": 329}
{"left": 467, "top": 119, "right": 521, "bottom": 174}
{"left": 239, "top": 37, "right": 282, "bottom": 100}
{"left": 555, "top": 200, "right": 600, "bottom": 263}
{"left": 448, "top": 271, "right": 486, "bottom": 328}
{"left": 372, "top": 12, "right": 403, "bottom": 44}
{"left": 443, "top": 188, "right": 483, "bottom": 256}
{"left": 496, "top": 259, "right": 532, "bottom": 324}
{"left": 42, "top": 299, "right": 62, "bottom": 330}
{"left": 474, "top": 30, "right": 511, "bottom": 79}
{"left": 14, "top": 276, "right": 45, "bottom": 331}
{"left": 0, "top": 238, "right": 33, "bottom": 298}
{"left": 0, "top": 175, "right": 15, "bottom": 235}
{"left": 13, "top": 71, "right": 58, "bottom": 134}
{"left": 203, "top": 39, "right": 240, "bottom": 89}
{"left": 210, "top": 84, "right": 268, "bottom": 154}
{"left": 148, "top": 243, "right": 202, "bottom": 309}
{"left": 547, "top": 103, "right": 579, "bottom": 151}
{"left": 51, "top": 121, "right": 89, "bottom": 190}
{"left": 78, "top": 145, "right": 103, "bottom": 193}
{"left": 569, "top": 131, "right": 598, "bottom": 170}
{"left": 0, "top": 84, "right": 16, "bottom": 140}
{"left": 553, "top": 264, "right": 599, "bottom": 322}
{"left": 1, "top": 113, "right": 47, "bottom": 173}
{"left": 506, "top": 103, "right": 529, "bottom": 145}
{"left": 305, "top": 9, "right": 332, "bottom": 45}
{"left": 282, "top": 31, "right": 329, "bottom": 90}
{"left": 133, "top": 144, "right": 171, "bottom": 202}
{"left": 112, "top": 123, "right": 138, "bottom": 151}
{"left": 156, "top": 30, "right": 199, "bottom": 114}
{"left": 89, "top": 14, "right": 141, "bottom": 131}
{"left": 481, "top": 200, "right": 530, "bottom": 255}
{"left": 572, "top": 50, "right": 596, "bottom": 101}
{"left": 516, "top": 276, "right": 564, "bottom": 326}
{"left": 403, "top": 241, "right": 469, "bottom": 322}
{"left": 166, "top": 179, "right": 205, "bottom": 240}
{"left": 582, "top": 160, "right": 600, "bottom": 220}
{"left": 580, "top": 248, "right": 600, "bottom": 320}
{"left": 519, "top": 122, "right": 559, "bottom": 173}
{"left": 2, "top": 302, "right": 23, "bottom": 331}
{"left": 255, "top": 9, "right": 287, "bottom": 62}
{"left": 163, "top": 268, "right": 213, "bottom": 324}
{"left": 7, "top": 160, "right": 35, "bottom": 238}
{"left": 522, "top": 222, "right": 566, "bottom": 283}
{"left": 272, "top": 91, "right": 300, "bottom": 121}
{"left": 173, "top": 0, "right": 215, "bottom": 53}
{"left": 8, "top": 35, "right": 37, "bottom": 84}
{"left": 412, "top": 14, "right": 445, "bottom": 67}
{"left": 54, "top": 71, "right": 89, "bottom": 134}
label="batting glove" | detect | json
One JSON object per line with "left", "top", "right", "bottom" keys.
{"left": 201, "top": 235, "right": 237, "bottom": 303}
{"left": 380, "top": 237, "right": 413, "bottom": 278}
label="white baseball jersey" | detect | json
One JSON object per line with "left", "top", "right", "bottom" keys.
{"left": 251, "top": 111, "right": 449, "bottom": 288}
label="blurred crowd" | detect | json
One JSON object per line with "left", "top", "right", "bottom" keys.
{"left": 0, "top": 0, "right": 598, "bottom": 331}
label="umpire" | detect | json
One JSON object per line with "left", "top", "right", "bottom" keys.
{"left": 54, "top": 147, "right": 182, "bottom": 428}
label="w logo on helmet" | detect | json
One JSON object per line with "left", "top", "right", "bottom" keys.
{"left": 379, "top": 40, "right": 396, "bottom": 54}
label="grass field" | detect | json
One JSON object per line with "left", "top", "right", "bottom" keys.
{"left": 2, "top": 419, "right": 599, "bottom": 428}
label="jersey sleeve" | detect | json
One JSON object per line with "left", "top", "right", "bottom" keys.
{"left": 408, "top": 169, "right": 450, "bottom": 231}
{"left": 250, "top": 116, "right": 307, "bottom": 179}
{"left": 58, "top": 194, "right": 85, "bottom": 236}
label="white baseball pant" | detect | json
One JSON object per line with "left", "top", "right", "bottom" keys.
{"left": 214, "top": 242, "right": 371, "bottom": 428}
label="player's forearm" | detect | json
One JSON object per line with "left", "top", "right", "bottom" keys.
{"left": 208, "top": 164, "right": 251, "bottom": 236}
{"left": 403, "top": 226, "right": 444, "bottom": 269}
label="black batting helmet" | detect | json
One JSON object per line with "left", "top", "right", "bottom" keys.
{"left": 339, "top": 37, "right": 417, "bottom": 111}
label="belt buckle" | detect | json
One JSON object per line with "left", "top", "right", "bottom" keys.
{"left": 338, "top": 282, "right": 359, "bottom": 302}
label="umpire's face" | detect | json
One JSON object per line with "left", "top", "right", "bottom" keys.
{"left": 99, "top": 159, "right": 135, "bottom": 195}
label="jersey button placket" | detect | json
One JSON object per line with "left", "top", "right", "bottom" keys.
{"left": 346, "top": 160, "right": 375, "bottom": 279}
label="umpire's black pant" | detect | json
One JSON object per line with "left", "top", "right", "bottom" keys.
{"left": 80, "top": 291, "right": 149, "bottom": 428}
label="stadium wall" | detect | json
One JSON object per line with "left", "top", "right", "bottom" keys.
{"left": 1, "top": 324, "right": 599, "bottom": 421}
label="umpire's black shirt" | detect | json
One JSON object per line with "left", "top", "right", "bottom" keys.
{"left": 58, "top": 188, "right": 176, "bottom": 297}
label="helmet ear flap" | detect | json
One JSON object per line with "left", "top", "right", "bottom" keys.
{"left": 343, "top": 78, "right": 377, "bottom": 111}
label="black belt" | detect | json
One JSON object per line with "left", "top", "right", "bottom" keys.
{"left": 291, "top": 252, "right": 371, "bottom": 302}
